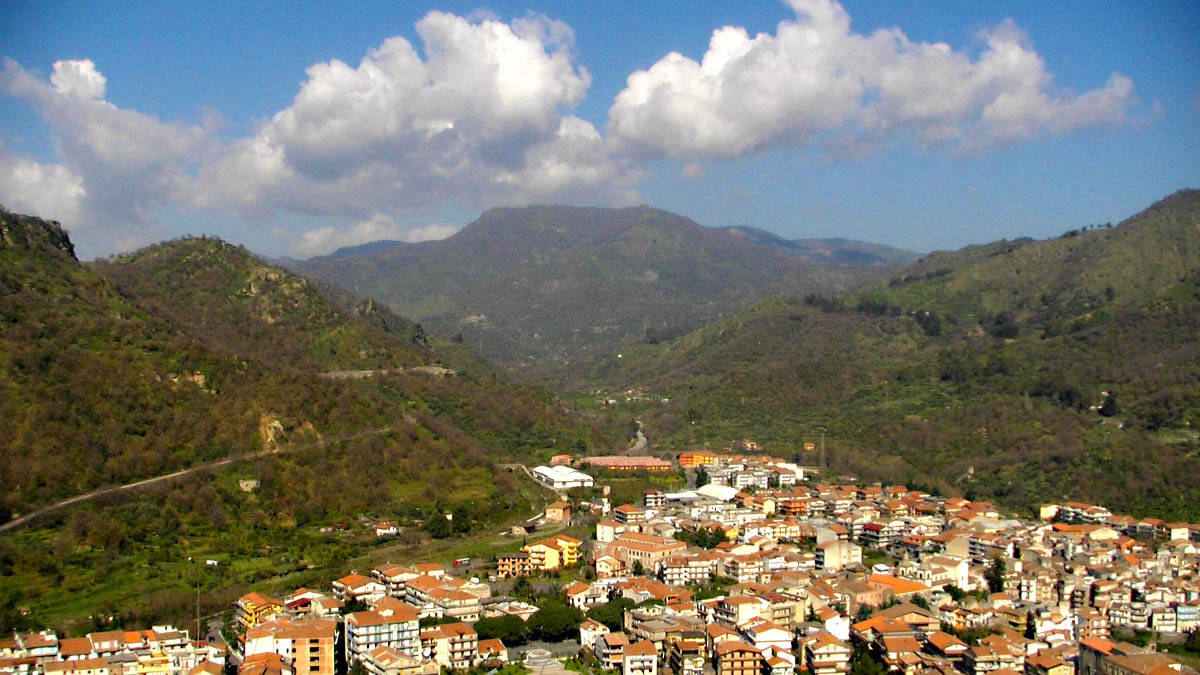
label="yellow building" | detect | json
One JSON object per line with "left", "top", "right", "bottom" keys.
{"left": 521, "top": 535, "right": 581, "bottom": 571}
{"left": 237, "top": 592, "right": 283, "bottom": 632}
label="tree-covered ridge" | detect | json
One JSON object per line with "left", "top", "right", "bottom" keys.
{"left": 576, "top": 190, "right": 1200, "bottom": 520}
{"left": 93, "top": 237, "right": 433, "bottom": 372}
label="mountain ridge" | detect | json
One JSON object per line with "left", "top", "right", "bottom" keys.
{"left": 292, "top": 204, "right": 906, "bottom": 364}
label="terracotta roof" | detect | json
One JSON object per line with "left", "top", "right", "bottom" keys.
{"left": 624, "top": 641, "right": 656, "bottom": 657}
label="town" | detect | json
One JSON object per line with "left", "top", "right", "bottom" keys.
{"left": 3, "top": 452, "right": 1199, "bottom": 675}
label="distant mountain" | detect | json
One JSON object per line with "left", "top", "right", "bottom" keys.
{"left": 717, "top": 225, "right": 919, "bottom": 266}
{"left": 577, "top": 190, "right": 1200, "bottom": 520}
{"left": 292, "top": 205, "right": 901, "bottom": 364}
{"left": 0, "top": 215, "right": 596, "bottom": 628}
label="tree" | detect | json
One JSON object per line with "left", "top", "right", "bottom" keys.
{"left": 425, "top": 510, "right": 451, "bottom": 539}
{"left": 511, "top": 575, "right": 533, "bottom": 600}
{"left": 1099, "top": 394, "right": 1119, "bottom": 417}
{"left": 695, "top": 466, "right": 709, "bottom": 488}
{"left": 986, "top": 555, "right": 1006, "bottom": 594}
{"left": 474, "top": 615, "right": 530, "bottom": 646}
{"left": 586, "top": 598, "right": 634, "bottom": 631}
{"left": 849, "top": 641, "right": 886, "bottom": 675}
{"left": 632, "top": 560, "right": 644, "bottom": 577}
{"left": 944, "top": 585, "right": 966, "bottom": 603}
{"left": 911, "top": 595, "right": 929, "bottom": 610}
{"left": 527, "top": 602, "right": 583, "bottom": 642}
{"left": 1024, "top": 610, "right": 1036, "bottom": 640}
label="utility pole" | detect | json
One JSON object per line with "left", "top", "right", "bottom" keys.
{"left": 818, "top": 427, "right": 827, "bottom": 470}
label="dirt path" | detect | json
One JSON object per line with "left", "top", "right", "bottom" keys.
{"left": 0, "top": 426, "right": 399, "bottom": 534}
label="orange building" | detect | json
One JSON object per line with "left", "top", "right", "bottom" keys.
{"left": 678, "top": 452, "right": 717, "bottom": 468}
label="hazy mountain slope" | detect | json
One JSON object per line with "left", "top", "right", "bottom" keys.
{"left": 718, "top": 225, "right": 920, "bottom": 265}
{"left": 293, "top": 205, "right": 898, "bottom": 364}
{"left": 576, "top": 190, "right": 1200, "bottom": 519}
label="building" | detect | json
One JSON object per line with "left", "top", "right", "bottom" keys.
{"left": 678, "top": 453, "right": 717, "bottom": 468}
{"left": 815, "top": 540, "right": 862, "bottom": 571}
{"left": 665, "top": 631, "right": 705, "bottom": 675}
{"left": 344, "top": 601, "right": 420, "bottom": 665}
{"left": 713, "top": 641, "right": 762, "bottom": 675}
{"left": 418, "top": 623, "right": 477, "bottom": 671}
{"left": 545, "top": 501, "right": 571, "bottom": 522}
{"left": 235, "top": 593, "right": 283, "bottom": 635}
{"left": 799, "top": 632, "right": 851, "bottom": 675}
{"left": 522, "top": 535, "right": 581, "bottom": 571}
{"left": 578, "top": 456, "right": 673, "bottom": 472}
{"left": 495, "top": 552, "right": 533, "bottom": 579}
{"left": 243, "top": 619, "right": 336, "bottom": 675}
{"left": 531, "top": 465, "right": 594, "bottom": 490}
{"left": 622, "top": 641, "right": 657, "bottom": 675}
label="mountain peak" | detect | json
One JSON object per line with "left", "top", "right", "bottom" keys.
{"left": 0, "top": 210, "right": 77, "bottom": 261}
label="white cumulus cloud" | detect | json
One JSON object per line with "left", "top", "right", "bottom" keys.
{"left": 186, "top": 11, "right": 632, "bottom": 220}
{"left": 607, "top": 0, "right": 1134, "bottom": 159}
{"left": 292, "top": 214, "right": 458, "bottom": 258}
{"left": 0, "top": 148, "right": 86, "bottom": 226}
{"left": 49, "top": 59, "right": 107, "bottom": 99}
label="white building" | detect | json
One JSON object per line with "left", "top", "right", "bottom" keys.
{"left": 532, "top": 465, "right": 594, "bottom": 490}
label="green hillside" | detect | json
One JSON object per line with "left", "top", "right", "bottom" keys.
{"left": 575, "top": 190, "right": 1200, "bottom": 520}
{"left": 0, "top": 215, "right": 601, "bottom": 631}
{"left": 293, "top": 205, "right": 900, "bottom": 365}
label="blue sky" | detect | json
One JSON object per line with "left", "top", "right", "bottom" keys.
{"left": 1, "top": 0, "right": 1197, "bottom": 259}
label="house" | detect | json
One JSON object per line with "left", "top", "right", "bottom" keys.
{"left": 597, "top": 633, "right": 629, "bottom": 670}
{"left": 243, "top": 619, "right": 336, "bottom": 675}
{"left": 239, "top": 653, "right": 292, "bottom": 675}
{"left": 713, "top": 596, "right": 769, "bottom": 627}
{"left": 815, "top": 540, "right": 862, "bottom": 571}
{"left": 579, "top": 620, "right": 610, "bottom": 651}
{"left": 604, "top": 532, "right": 687, "bottom": 571}
{"left": 614, "top": 505, "right": 648, "bottom": 525}
{"left": 713, "top": 641, "right": 762, "bottom": 675}
{"left": 418, "top": 623, "right": 477, "bottom": 671}
{"left": 476, "top": 639, "right": 508, "bottom": 665}
{"left": 596, "top": 520, "right": 627, "bottom": 543}
{"left": 44, "top": 659, "right": 111, "bottom": 675}
{"left": 359, "top": 646, "right": 435, "bottom": 675}
{"left": 545, "top": 501, "right": 571, "bottom": 522}
{"left": 622, "top": 641, "right": 657, "bottom": 675}
{"left": 665, "top": 630, "right": 705, "bottom": 675}
{"left": 565, "top": 582, "right": 608, "bottom": 611}
{"left": 235, "top": 593, "right": 283, "bottom": 635}
{"left": 333, "top": 574, "right": 387, "bottom": 604}
{"left": 799, "top": 632, "right": 851, "bottom": 675}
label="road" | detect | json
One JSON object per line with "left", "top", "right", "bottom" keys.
{"left": 627, "top": 420, "right": 648, "bottom": 454}
{"left": 0, "top": 426, "right": 400, "bottom": 534}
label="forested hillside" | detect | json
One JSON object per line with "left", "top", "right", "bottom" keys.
{"left": 576, "top": 190, "right": 1200, "bottom": 520}
{"left": 0, "top": 213, "right": 605, "bottom": 630}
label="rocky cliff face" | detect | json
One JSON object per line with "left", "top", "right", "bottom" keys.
{"left": 0, "top": 210, "right": 77, "bottom": 260}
